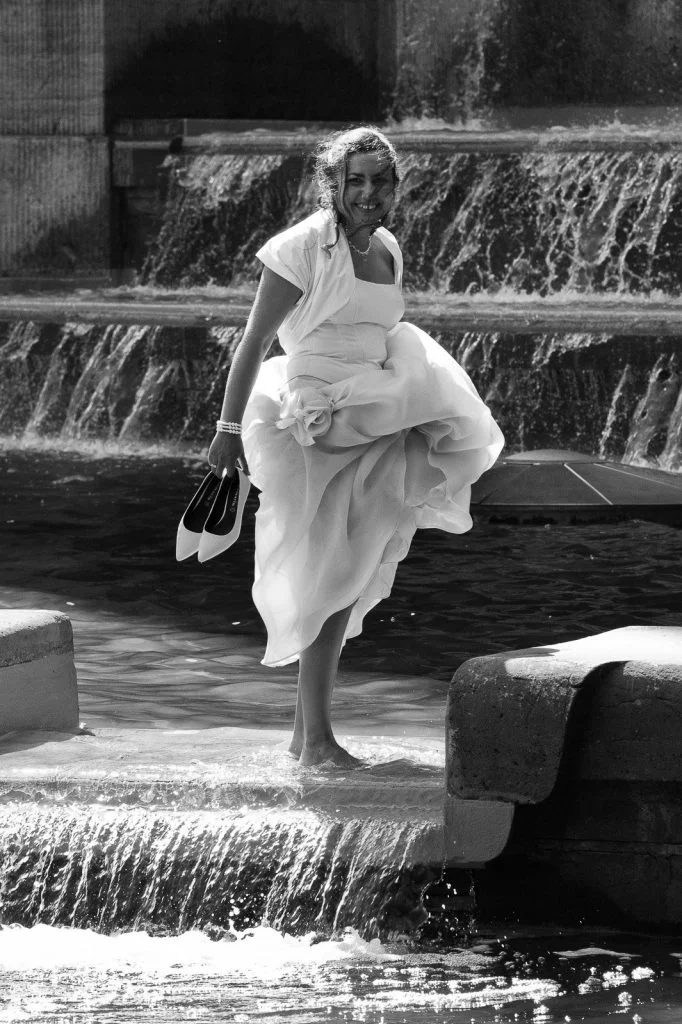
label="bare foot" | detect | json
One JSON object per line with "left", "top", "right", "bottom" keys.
{"left": 299, "top": 738, "right": 364, "bottom": 768}
{"left": 288, "top": 738, "right": 302, "bottom": 759}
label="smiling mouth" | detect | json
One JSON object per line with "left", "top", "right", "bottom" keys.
{"left": 356, "top": 203, "right": 379, "bottom": 210}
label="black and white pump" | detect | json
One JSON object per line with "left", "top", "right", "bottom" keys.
{"left": 176, "top": 467, "right": 250, "bottom": 562}
{"left": 176, "top": 471, "right": 223, "bottom": 561}
{"left": 197, "top": 466, "right": 251, "bottom": 563}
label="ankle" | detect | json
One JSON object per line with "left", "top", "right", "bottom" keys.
{"left": 303, "top": 728, "right": 335, "bottom": 747}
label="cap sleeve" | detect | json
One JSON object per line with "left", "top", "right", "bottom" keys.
{"left": 256, "top": 231, "right": 310, "bottom": 294}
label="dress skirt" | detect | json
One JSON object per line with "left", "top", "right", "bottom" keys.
{"left": 242, "top": 321, "right": 504, "bottom": 667}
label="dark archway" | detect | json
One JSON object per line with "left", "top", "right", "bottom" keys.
{"left": 107, "top": 15, "right": 380, "bottom": 125}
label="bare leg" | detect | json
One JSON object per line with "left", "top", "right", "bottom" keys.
{"left": 288, "top": 603, "right": 363, "bottom": 767}
{"left": 289, "top": 686, "right": 304, "bottom": 758}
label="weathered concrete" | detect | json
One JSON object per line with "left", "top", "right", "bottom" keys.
{"left": 0, "top": 722, "right": 515, "bottom": 868}
{"left": 447, "top": 625, "right": 682, "bottom": 803}
{"left": 448, "top": 626, "right": 682, "bottom": 928}
{"left": 0, "top": 726, "right": 447, "bottom": 868}
{"left": 0, "top": 0, "right": 105, "bottom": 135}
{"left": 444, "top": 793, "right": 514, "bottom": 866}
{"left": 0, "top": 610, "right": 79, "bottom": 733}
{"left": 0, "top": 137, "right": 110, "bottom": 277}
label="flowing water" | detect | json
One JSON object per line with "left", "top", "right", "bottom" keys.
{"left": 3, "top": 123, "right": 682, "bottom": 1020}
{"left": 1, "top": 444, "right": 682, "bottom": 1021}
{"left": 2, "top": 323, "right": 681, "bottom": 469}
{"left": 141, "top": 146, "right": 682, "bottom": 296}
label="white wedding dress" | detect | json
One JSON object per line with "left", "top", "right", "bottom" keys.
{"left": 242, "top": 275, "right": 504, "bottom": 667}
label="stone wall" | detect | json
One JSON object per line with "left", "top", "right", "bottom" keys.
{"left": 0, "top": 137, "right": 110, "bottom": 278}
{"left": 2, "top": 0, "right": 682, "bottom": 278}
{"left": 0, "top": 0, "right": 105, "bottom": 135}
{"left": 0, "top": 0, "right": 109, "bottom": 281}
{"left": 104, "top": 0, "right": 382, "bottom": 90}
{"left": 104, "top": 0, "right": 389, "bottom": 123}
{"left": 499, "top": 0, "right": 682, "bottom": 107}
{"left": 393, "top": 0, "right": 682, "bottom": 118}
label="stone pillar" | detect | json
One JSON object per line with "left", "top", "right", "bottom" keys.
{"left": 0, "top": 610, "right": 79, "bottom": 733}
{"left": 0, "top": 0, "right": 110, "bottom": 284}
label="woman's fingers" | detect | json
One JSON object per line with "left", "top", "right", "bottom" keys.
{"left": 207, "top": 434, "right": 248, "bottom": 478}
{"left": 237, "top": 441, "right": 250, "bottom": 477}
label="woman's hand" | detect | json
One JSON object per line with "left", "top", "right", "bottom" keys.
{"left": 207, "top": 432, "right": 250, "bottom": 478}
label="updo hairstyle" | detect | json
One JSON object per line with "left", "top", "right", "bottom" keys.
{"left": 312, "top": 126, "right": 399, "bottom": 225}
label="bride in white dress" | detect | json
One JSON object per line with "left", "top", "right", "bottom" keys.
{"left": 208, "top": 126, "right": 504, "bottom": 767}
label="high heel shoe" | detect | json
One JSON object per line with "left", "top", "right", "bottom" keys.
{"left": 176, "top": 471, "right": 223, "bottom": 561}
{"left": 197, "top": 466, "right": 251, "bottom": 562}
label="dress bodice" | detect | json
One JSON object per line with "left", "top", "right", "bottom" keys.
{"left": 284, "top": 278, "right": 405, "bottom": 385}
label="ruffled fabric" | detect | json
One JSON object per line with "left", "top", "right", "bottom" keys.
{"left": 242, "top": 321, "right": 504, "bottom": 667}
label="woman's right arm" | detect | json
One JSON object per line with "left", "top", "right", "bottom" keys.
{"left": 208, "top": 267, "right": 302, "bottom": 477}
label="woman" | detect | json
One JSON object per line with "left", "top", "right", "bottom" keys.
{"left": 208, "top": 126, "right": 504, "bottom": 768}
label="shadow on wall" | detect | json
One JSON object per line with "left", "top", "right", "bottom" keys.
{"left": 106, "top": 16, "right": 380, "bottom": 124}
{"left": 498, "top": 0, "right": 682, "bottom": 106}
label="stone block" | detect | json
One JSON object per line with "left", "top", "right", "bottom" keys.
{"left": 0, "top": 136, "right": 110, "bottom": 277}
{"left": 444, "top": 795, "right": 514, "bottom": 865}
{"left": 448, "top": 626, "right": 682, "bottom": 927}
{"left": 447, "top": 625, "right": 682, "bottom": 804}
{"left": 0, "top": 610, "right": 79, "bottom": 733}
{"left": 0, "top": 0, "right": 105, "bottom": 134}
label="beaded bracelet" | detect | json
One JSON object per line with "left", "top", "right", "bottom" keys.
{"left": 216, "top": 419, "right": 242, "bottom": 435}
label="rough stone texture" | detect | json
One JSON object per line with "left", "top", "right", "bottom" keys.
{"left": 0, "top": 137, "right": 110, "bottom": 277}
{"left": 394, "top": 0, "right": 682, "bottom": 118}
{"left": 444, "top": 794, "right": 514, "bottom": 865}
{"left": 450, "top": 626, "right": 682, "bottom": 928}
{"left": 0, "top": 611, "right": 79, "bottom": 733}
{"left": 447, "top": 626, "right": 682, "bottom": 803}
{"left": 0, "top": 0, "right": 105, "bottom": 134}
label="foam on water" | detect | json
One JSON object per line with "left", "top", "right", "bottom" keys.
{"left": 0, "top": 923, "right": 565, "bottom": 1024}
{"left": 3, "top": 923, "right": 682, "bottom": 1024}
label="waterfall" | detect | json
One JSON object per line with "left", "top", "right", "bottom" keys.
{"left": 3, "top": 140, "right": 682, "bottom": 467}
{"left": 142, "top": 148, "right": 682, "bottom": 296}
{"left": 144, "top": 152, "right": 312, "bottom": 287}
{"left": 0, "top": 804, "right": 461, "bottom": 940}
{"left": 2, "top": 318, "right": 681, "bottom": 469}
{"left": 453, "top": 331, "right": 682, "bottom": 470}
{"left": 395, "top": 149, "right": 682, "bottom": 295}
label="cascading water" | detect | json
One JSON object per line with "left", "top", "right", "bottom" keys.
{"left": 4, "top": 139, "right": 682, "bottom": 468}
{"left": 0, "top": 804, "right": 452, "bottom": 940}
{"left": 3, "top": 318, "right": 681, "bottom": 469}
{"left": 3, "top": 126, "right": 682, "bottom": 1022}
{"left": 144, "top": 146, "right": 682, "bottom": 295}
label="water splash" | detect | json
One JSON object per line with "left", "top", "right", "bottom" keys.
{"left": 394, "top": 149, "right": 682, "bottom": 295}
{"left": 0, "top": 804, "right": 448, "bottom": 939}
{"left": 454, "top": 331, "right": 682, "bottom": 470}
{"left": 2, "top": 319, "right": 681, "bottom": 469}
{"left": 144, "top": 153, "right": 311, "bottom": 287}
{"left": 0, "top": 923, "right": 572, "bottom": 1024}
{"left": 140, "top": 148, "right": 682, "bottom": 296}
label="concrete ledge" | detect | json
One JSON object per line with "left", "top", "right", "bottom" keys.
{"left": 0, "top": 610, "right": 79, "bottom": 732}
{"left": 447, "top": 626, "right": 682, "bottom": 804}
{"left": 0, "top": 726, "right": 447, "bottom": 868}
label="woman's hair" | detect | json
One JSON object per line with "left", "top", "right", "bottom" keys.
{"left": 312, "top": 125, "right": 400, "bottom": 222}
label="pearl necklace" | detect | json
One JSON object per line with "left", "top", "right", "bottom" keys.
{"left": 347, "top": 234, "right": 373, "bottom": 257}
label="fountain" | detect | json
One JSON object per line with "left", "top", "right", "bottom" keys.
{"left": 2, "top": 2, "right": 682, "bottom": 1020}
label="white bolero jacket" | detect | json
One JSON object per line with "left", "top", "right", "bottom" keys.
{"left": 255, "top": 209, "right": 403, "bottom": 352}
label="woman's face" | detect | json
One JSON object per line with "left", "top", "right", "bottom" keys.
{"left": 339, "top": 152, "right": 395, "bottom": 232}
